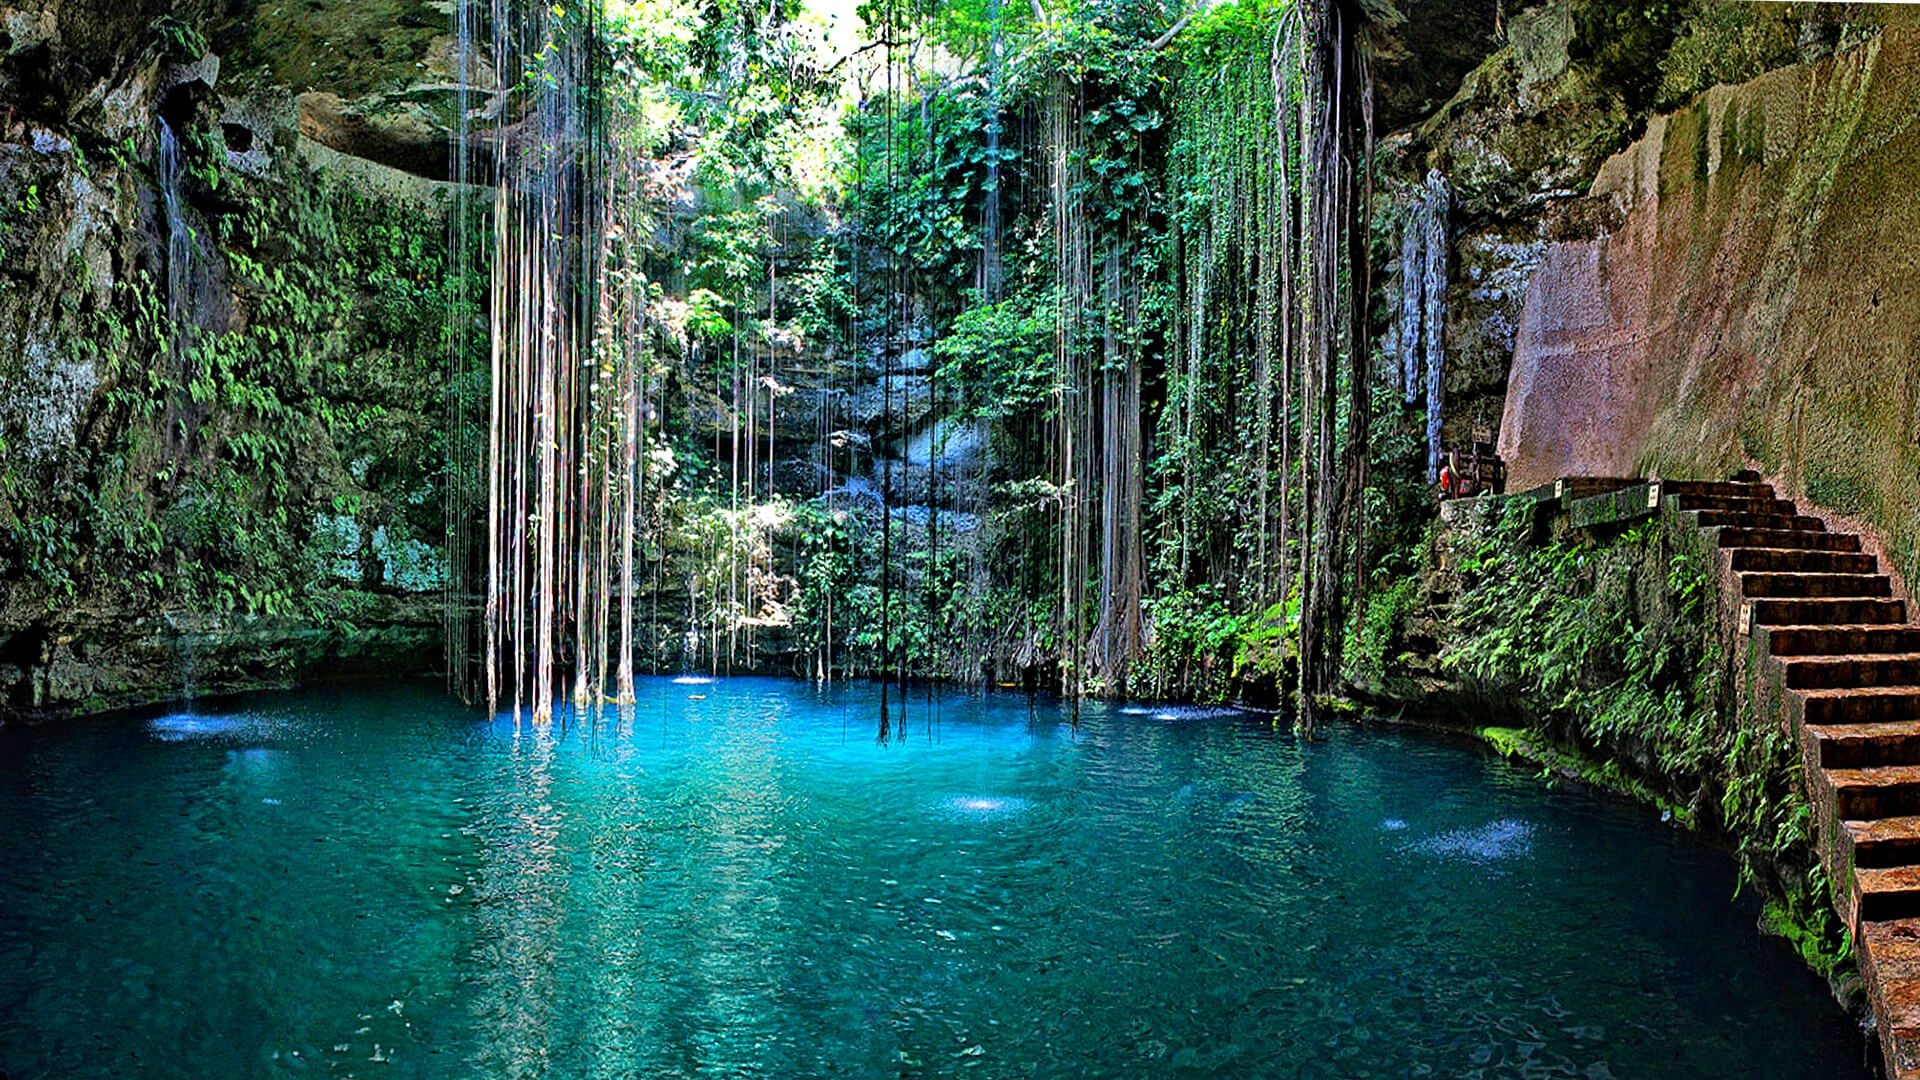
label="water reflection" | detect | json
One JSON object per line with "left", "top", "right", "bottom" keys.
{"left": 0, "top": 678, "right": 1871, "bottom": 1079}
{"left": 472, "top": 726, "right": 565, "bottom": 1075}
{"left": 1411, "top": 818, "right": 1537, "bottom": 864}
{"left": 937, "top": 794, "right": 1029, "bottom": 820}
{"left": 147, "top": 712, "right": 243, "bottom": 741}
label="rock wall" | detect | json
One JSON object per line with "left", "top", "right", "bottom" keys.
{"left": 1385, "top": 0, "right": 1896, "bottom": 464}
{"left": 1498, "top": 21, "right": 1920, "bottom": 586}
{"left": 0, "top": 1, "right": 470, "bottom": 719}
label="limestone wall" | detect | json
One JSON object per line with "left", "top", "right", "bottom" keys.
{"left": 1498, "top": 24, "right": 1920, "bottom": 584}
{"left": 0, "top": 1, "right": 465, "bottom": 718}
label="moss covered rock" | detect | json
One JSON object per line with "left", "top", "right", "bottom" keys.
{"left": 1497, "top": 23, "right": 1920, "bottom": 591}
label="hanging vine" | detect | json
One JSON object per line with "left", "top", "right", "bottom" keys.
{"left": 443, "top": 0, "right": 1409, "bottom": 723}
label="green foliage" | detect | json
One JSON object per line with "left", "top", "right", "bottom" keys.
{"left": 626, "top": 0, "right": 842, "bottom": 194}
{"left": 1139, "top": 585, "right": 1298, "bottom": 702}
{"left": 1146, "top": 0, "right": 1300, "bottom": 625}
{"left": 1444, "top": 515, "right": 1718, "bottom": 778}
{"left": 1571, "top": 0, "right": 1695, "bottom": 113}
{"left": 1177, "top": 0, "right": 1289, "bottom": 60}
{"left": 787, "top": 500, "right": 856, "bottom": 659}
{"left": 152, "top": 15, "right": 209, "bottom": 59}
{"left": 788, "top": 248, "right": 856, "bottom": 348}
{"left": 1440, "top": 509, "right": 1848, "bottom": 976}
{"left": 1657, "top": 2, "right": 1800, "bottom": 109}
{"left": 934, "top": 290, "right": 1056, "bottom": 418}
{"left": 684, "top": 288, "right": 733, "bottom": 342}
{"left": 845, "top": 81, "right": 1008, "bottom": 307}
{"left": 1344, "top": 576, "right": 1420, "bottom": 688}
{"left": 0, "top": 149, "right": 476, "bottom": 626}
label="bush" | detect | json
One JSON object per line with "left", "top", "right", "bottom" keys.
{"left": 1439, "top": 505, "right": 1848, "bottom": 977}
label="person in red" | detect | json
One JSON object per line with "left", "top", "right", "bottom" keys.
{"left": 1438, "top": 459, "right": 1457, "bottom": 501}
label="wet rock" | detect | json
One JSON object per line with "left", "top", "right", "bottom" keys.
{"left": 218, "top": 91, "right": 289, "bottom": 177}
{"left": 903, "top": 418, "right": 985, "bottom": 472}
{"left": 895, "top": 346, "right": 933, "bottom": 376}
{"left": 297, "top": 90, "right": 454, "bottom": 181}
{"left": 1370, "top": 0, "right": 1503, "bottom": 132}
{"left": 163, "top": 51, "right": 220, "bottom": 96}
{"left": 851, "top": 375, "right": 935, "bottom": 442}
{"left": 0, "top": 602, "right": 442, "bottom": 719}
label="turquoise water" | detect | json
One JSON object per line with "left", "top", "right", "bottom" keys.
{"left": 0, "top": 677, "right": 1868, "bottom": 1078}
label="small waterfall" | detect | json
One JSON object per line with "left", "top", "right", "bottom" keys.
{"left": 159, "top": 118, "right": 201, "bottom": 712}
{"left": 178, "top": 627, "right": 200, "bottom": 709}
{"left": 1398, "top": 168, "right": 1451, "bottom": 481}
{"left": 162, "top": 610, "right": 203, "bottom": 713}
{"left": 1397, "top": 203, "right": 1423, "bottom": 403}
{"left": 158, "top": 118, "right": 192, "bottom": 338}
{"left": 979, "top": 0, "right": 1004, "bottom": 301}
{"left": 1421, "top": 170, "right": 1451, "bottom": 485}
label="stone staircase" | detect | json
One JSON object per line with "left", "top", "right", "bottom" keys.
{"left": 1438, "top": 468, "right": 1920, "bottom": 1072}
{"left": 1675, "top": 471, "right": 1920, "bottom": 1077}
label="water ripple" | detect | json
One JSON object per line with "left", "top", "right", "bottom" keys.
{"left": 0, "top": 679, "right": 1867, "bottom": 1079}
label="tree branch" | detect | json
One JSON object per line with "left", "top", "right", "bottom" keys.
{"left": 1147, "top": 14, "right": 1190, "bottom": 51}
{"left": 1149, "top": 0, "right": 1213, "bottom": 51}
{"left": 820, "top": 38, "right": 899, "bottom": 78}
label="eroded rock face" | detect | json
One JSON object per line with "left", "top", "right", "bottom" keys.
{"left": 0, "top": 0, "right": 466, "bottom": 720}
{"left": 4, "top": 603, "right": 440, "bottom": 719}
{"left": 1497, "top": 25, "right": 1920, "bottom": 584}
{"left": 1381, "top": 1, "right": 1643, "bottom": 460}
{"left": 227, "top": 0, "right": 477, "bottom": 180}
{"left": 92, "top": 0, "right": 482, "bottom": 183}
{"left": 1372, "top": 0, "right": 1505, "bottom": 133}
{"left": 1384, "top": 0, "right": 1890, "bottom": 463}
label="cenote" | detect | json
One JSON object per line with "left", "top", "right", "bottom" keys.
{"left": 10, "top": 0, "right": 1920, "bottom": 1071}
{"left": 0, "top": 678, "right": 1869, "bottom": 1077}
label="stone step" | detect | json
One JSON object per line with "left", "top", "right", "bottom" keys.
{"left": 1855, "top": 920, "right": 1920, "bottom": 1077}
{"left": 1858, "top": 865, "right": 1920, "bottom": 922}
{"left": 1750, "top": 597, "right": 1907, "bottom": 627}
{"left": 1553, "top": 477, "right": 1644, "bottom": 501}
{"left": 1690, "top": 509, "right": 1827, "bottom": 531}
{"left": 1731, "top": 468, "right": 1764, "bottom": 484}
{"left": 1741, "top": 572, "right": 1892, "bottom": 599}
{"left": 1729, "top": 548, "right": 1878, "bottom": 574}
{"left": 1801, "top": 687, "right": 1920, "bottom": 725}
{"left": 1765, "top": 625, "right": 1920, "bottom": 657}
{"left": 1674, "top": 493, "right": 1796, "bottom": 515}
{"left": 1807, "top": 722, "right": 1920, "bottom": 768}
{"left": 1828, "top": 765, "right": 1920, "bottom": 820}
{"left": 1787, "top": 655, "right": 1920, "bottom": 690}
{"left": 1714, "top": 528, "right": 1862, "bottom": 552}
{"left": 1662, "top": 479, "right": 1775, "bottom": 499}
{"left": 1689, "top": 481, "right": 1920, "bottom": 1080}
{"left": 1847, "top": 817, "right": 1920, "bottom": 869}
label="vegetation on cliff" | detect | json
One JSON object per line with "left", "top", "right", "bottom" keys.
{"left": 410, "top": 0, "right": 1422, "bottom": 727}
{"left": 1396, "top": 505, "right": 1851, "bottom": 981}
{"left": 0, "top": 0, "right": 1902, "bottom": 1013}
{"left": 1, "top": 0, "right": 1905, "bottom": 749}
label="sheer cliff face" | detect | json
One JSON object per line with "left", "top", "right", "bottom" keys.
{"left": 0, "top": 2, "right": 458, "bottom": 717}
{"left": 1383, "top": 1, "right": 1903, "bottom": 481}
{"left": 1497, "top": 25, "right": 1920, "bottom": 581}
{"left": 0, "top": 0, "right": 458, "bottom": 487}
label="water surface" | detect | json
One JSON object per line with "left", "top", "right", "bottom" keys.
{"left": 0, "top": 678, "right": 1869, "bottom": 1077}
